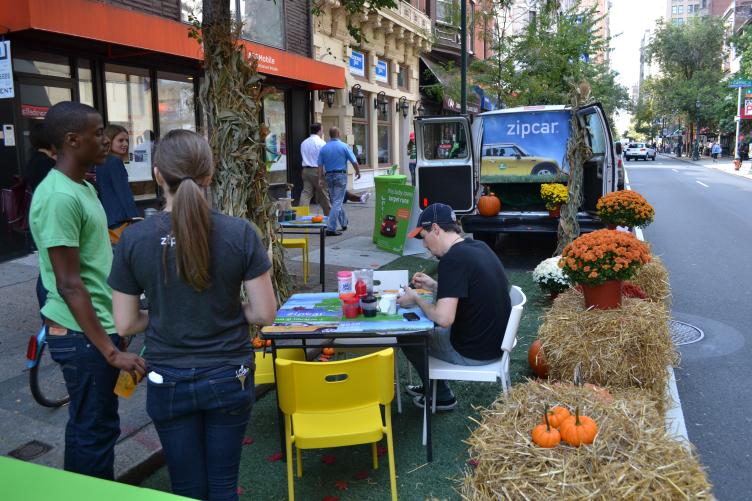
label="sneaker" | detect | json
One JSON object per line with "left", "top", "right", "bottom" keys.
{"left": 405, "top": 384, "right": 424, "bottom": 397}
{"left": 412, "top": 394, "right": 457, "bottom": 411}
{"left": 360, "top": 192, "right": 372, "bottom": 203}
{"left": 325, "top": 230, "right": 342, "bottom": 236}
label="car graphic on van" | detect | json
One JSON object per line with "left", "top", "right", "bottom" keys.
{"left": 481, "top": 143, "right": 560, "bottom": 177}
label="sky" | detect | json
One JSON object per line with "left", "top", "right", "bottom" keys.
{"left": 609, "top": 0, "right": 665, "bottom": 134}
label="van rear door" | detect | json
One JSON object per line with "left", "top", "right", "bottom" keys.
{"left": 414, "top": 116, "right": 476, "bottom": 213}
{"left": 576, "top": 103, "right": 617, "bottom": 210}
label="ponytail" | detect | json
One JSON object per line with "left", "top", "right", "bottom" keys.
{"left": 153, "top": 130, "right": 215, "bottom": 291}
{"left": 173, "top": 178, "right": 211, "bottom": 290}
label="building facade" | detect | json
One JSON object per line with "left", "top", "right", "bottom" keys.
{"left": 313, "top": 1, "right": 432, "bottom": 189}
{"left": 0, "top": 0, "right": 344, "bottom": 262}
{"left": 666, "top": 0, "right": 712, "bottom": 24}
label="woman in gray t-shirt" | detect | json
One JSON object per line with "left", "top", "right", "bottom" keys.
{"left": 109, "top": 129, "right": 277, "bottom": 500}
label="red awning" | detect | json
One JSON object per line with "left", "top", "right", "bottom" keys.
{"left": 0, "top": 0, "right": 344, "bottom": 90}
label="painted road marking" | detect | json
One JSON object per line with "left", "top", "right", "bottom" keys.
{"left": 672, "top": 169, "right": 679, "bottom": 173}
{"left": 696, "top": 181, "right": 709, "bottom": 188}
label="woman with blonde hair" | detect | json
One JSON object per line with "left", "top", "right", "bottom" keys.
{"left": 96, "top": 124, "right": 140, "bottom": 244}
{"left": 108, "top": 129, "right": 277, "bottom": 500}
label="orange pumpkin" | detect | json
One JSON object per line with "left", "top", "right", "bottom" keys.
{"left": 322, "top": 347, "right": 335, "bottom": 356}
{"left": 312, "top": 215, "right": 324, "bottom": 223}
{"left": 584, "top": 383, "right": 614, "bottom": 404}
{"left": 528, "top": 339, "right": 549, "bottom": 379}
{"left": 541, "top": 406, "right": 571, "bottom": 429}
{"left": 478, "top": 191, "right": 501, "bottom": 217}
{"left": 252, "top": 337, "right": 264, "bottom": 349}
{"left": 531, "top": 405, "right": 561, "bottom": 448}
{"left": 559, "top": 406, "right": 598, "bottom": 446}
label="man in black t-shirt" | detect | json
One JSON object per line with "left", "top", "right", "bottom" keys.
{"left": 397, "top": 203, "right": 511, "bottom": 410}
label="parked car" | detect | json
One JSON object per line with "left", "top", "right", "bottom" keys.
{"left": 481, "top": 143, "right": 560, "bottom": 177}
{"left": 625, "top": 142, "right": 656, "bottom": 161}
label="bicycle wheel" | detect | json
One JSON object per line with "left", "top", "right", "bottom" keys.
{"left": 29, "top": 342, "right": 70, "bottom": 408}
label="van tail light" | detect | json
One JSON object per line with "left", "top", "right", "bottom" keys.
{"left": 617, "top": 158, "right": 623, "bottom": 168}
{"left": 423, "top": 197, "right": 428, "bottom": 207}
{"left": 26, "top": 336, "right": 38, "bottom": 361}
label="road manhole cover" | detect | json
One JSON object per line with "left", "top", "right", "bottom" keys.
{"left": 669, "top": 320, "right": 704, "bottom": 346}
{"left": 7, "top": 440, "right": 53, "bottom": 460}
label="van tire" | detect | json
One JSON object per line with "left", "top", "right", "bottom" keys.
{"left": 531, "top": 162, "right": 558, "bottom": 176}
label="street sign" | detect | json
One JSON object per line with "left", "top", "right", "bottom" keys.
{"left": 729, "top": 79, "right": 752, "bottom": 88}
{"left": 0, "top": 41, "right": 14, "bottom": 99}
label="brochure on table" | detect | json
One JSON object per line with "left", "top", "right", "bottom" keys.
{"left": 265, "top": 292, "right": 433, "bottom": 333}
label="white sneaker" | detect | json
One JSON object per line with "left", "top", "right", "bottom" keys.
{"left": 360, "top": 192, "right": 372, "bottom": 203}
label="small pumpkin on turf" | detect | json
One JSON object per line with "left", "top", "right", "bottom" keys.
{"left": 531, "top": 405, "right": 561, "bottom": 448}
{"left": 541, "top": 406, "right": 571, "bottom": 429}
{"left": 478, "top": 186, "right": 501, "bottom": 217}
{"left": 559, "top": 406, "right": 598, "bottom": 446}
{"left": 322, "top": 347, "right": 335, "bottom": 356}
{"left": 528, "top": 339, "right": 549, "bottom": 378}
{"left": 252, "top": 337, "right": 264, "bottom": 349}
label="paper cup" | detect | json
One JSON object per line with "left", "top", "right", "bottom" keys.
{"left": 379, "top": 293, "right": 398, "bottom": 315}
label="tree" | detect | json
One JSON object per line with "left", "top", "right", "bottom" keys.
{"left": 197, "top": 1, "right": 292, "bottom": 304}
{"left": 646, "top": 17, "right": 727, "bottom": 145}
{"left": 472, "top": 1, "right": 628, "bottom": 122}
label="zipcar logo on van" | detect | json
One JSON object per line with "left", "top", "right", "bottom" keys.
{"left": 507, "top": 120, "right": 560, "bottom": 139}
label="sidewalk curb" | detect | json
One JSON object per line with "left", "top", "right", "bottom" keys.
{"left": 627, "top": 171, "right": 689, "bottom": 445}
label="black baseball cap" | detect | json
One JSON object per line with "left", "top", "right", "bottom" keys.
{"left": 407, "top": 203, "right": 457, "bottom": 238}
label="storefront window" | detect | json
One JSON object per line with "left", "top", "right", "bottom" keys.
{"left": 352, "top": 95, "right": 369, "bottom": 166}
{"left": 13, "top": 51, "right": 70, "bottom": 78}
{"left": 263, "top": 89, "right": 287, "bottom": 184}
{"left": 105, "top": 64, "right": 154, "bottom": 183}
{"left": 158, "top": 72, "right": 196, "bottom": 134}
{"left": 377, "top": 102, "right": 391, "bottom": 165}
{"left": 240, "top": 0, "right": 285, "bottom": 49}
{"left": 78, "top": 59, "right": 94, "bottom": 107}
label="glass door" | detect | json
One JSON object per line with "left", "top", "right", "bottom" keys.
{"left": 16, "top": 81, "right": 73, "bottom": 175}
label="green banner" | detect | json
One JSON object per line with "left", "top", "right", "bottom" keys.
{"left": 374, "top": 184, "right": 415, "bottom": 254}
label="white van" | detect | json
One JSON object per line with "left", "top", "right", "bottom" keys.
{"left": 413, "top": 103, "right": 618, "bottom": 238}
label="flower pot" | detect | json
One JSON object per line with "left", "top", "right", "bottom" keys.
{"left": 581, "top": 280, "right": 622, "bottom": 309}
{"left": 548, "top": 207, "right": 560, "bottom": 218}
{"left": 607, "top": 224, "right": 617, "bottom": 230}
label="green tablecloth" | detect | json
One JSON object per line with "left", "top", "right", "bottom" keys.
{"left": 0, "top": 456, "right": 188, "bottom": 500}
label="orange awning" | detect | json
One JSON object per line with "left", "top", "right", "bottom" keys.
{"left": 0, "top": 0, "right": 345, "bottom": 90}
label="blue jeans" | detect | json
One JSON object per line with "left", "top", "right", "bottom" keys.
{"left": 325, "top": 172, "right": 348, "bottom": 232}
{"left": 147, "top": 364, "right": 254, "bottom": 501}
{"left": 398, "top": 327, "right": 495, "bottom": 401}
{"left": 409, "top": 162, "right": 416, "bottom": 186}
{"left": 47, "top": 330, "right": 121, "bottom": 479}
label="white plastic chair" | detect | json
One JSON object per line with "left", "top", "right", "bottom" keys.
{"left": 426, "top": 285, "right": 526, "bottom": 415}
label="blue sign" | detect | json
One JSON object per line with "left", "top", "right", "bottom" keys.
{"left": 375, "top": 59, "right": 388, "bottom": 83}
{"left": 480, "top": 110, "right": 572, "bottom": 182}
{"left": 349, "top": 50, "right": 365, "bottom": 77}
{"left": 729, "top": 79, "right": 752, "bottom": 88}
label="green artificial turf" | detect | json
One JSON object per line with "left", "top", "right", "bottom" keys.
{"left": 140, "top": 267, "right": 548, "bottom": 500}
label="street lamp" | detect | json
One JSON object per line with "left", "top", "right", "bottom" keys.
{"left": 374, "top": 91, "right": 388, "bottom": 116}
{"left": 318, "top": 89, "right": 336, "bottom": 108}
{"left": 692, "top": 100, "right": 701, "bottom": 161}
{"left": 413, "top": 102, "right": 424, "bottom": 116}
{"left": 396, "top": 96, "right": 410, "bottom": 118}
{"left": 349, "top": 84, "right": 365, "bottom": 112}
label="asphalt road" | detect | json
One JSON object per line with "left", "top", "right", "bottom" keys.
{"left": 626, "top": 155, "right": 752, "bottom": 500}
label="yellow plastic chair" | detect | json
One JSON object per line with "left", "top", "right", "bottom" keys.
{"left": 275, "top": 348, "right": 398, "bottom": 501}
{"left": 281, "top": 206, "right": 309, "bottom": 283}
{"left": 254, "top": 348, "right": 308, "bottom": 386}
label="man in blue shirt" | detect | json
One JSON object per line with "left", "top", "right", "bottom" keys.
{"left": 317, "top": 127, "right": 361, "bottom": 236}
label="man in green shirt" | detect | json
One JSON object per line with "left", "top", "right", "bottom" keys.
{"left": 29, "top": 101, "right": 146, "bottom": 480}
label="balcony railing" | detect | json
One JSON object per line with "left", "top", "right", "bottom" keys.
{"left": 388, "top": 1, "right": 432, "bottom": 34}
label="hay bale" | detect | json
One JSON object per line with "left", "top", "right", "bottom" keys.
{"left": 539, "top": 290, "right": 677, "bottom": 402}
{"left": 632, "top": 256, "right": 672, "bottom": 309}
{"left": 463, "top": 381, "right": 713, "bottom": 500}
